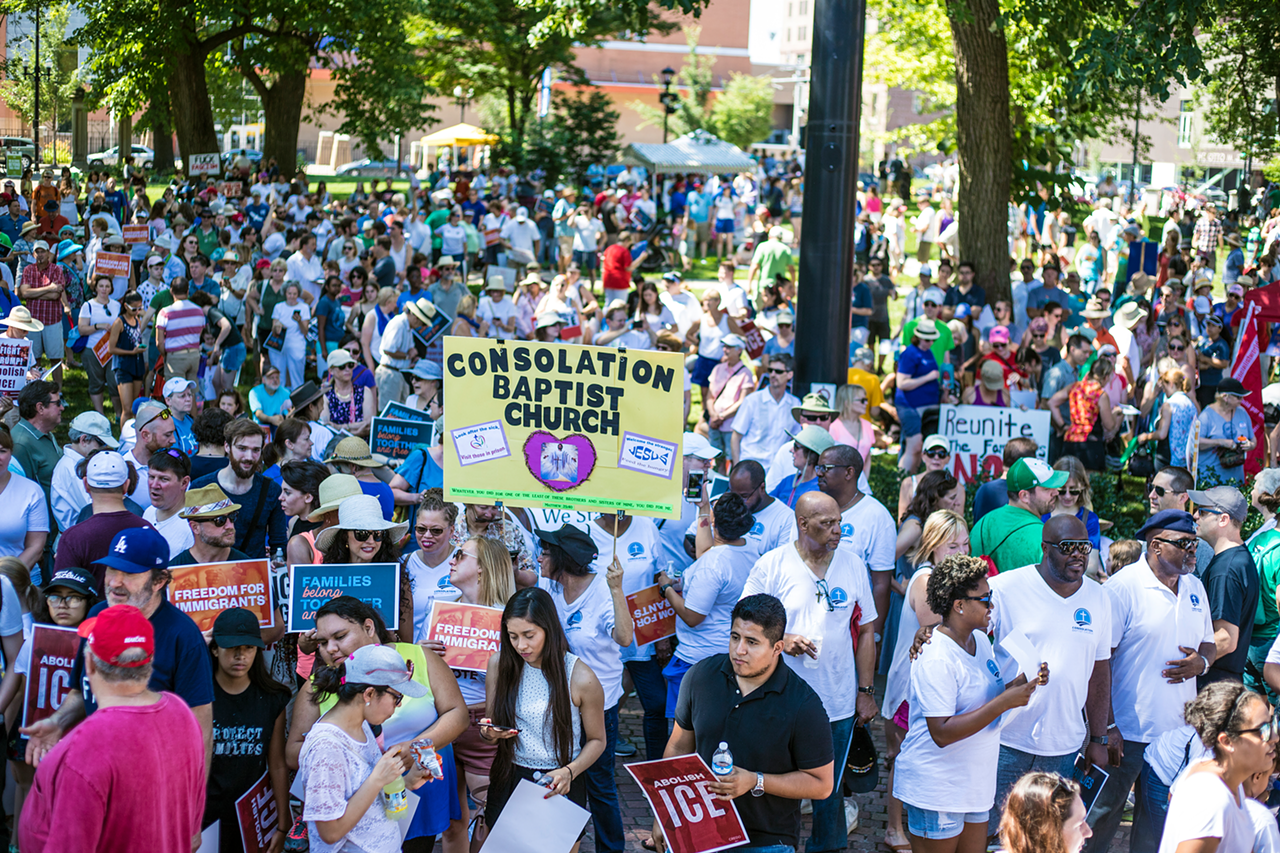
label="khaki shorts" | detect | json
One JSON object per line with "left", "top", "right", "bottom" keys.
{"left": 695, "top": 220, "right": 711, "bottom": 245}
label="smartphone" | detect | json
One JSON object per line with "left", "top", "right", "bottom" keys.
{"left": 486, "top": 724, "right": 520, "bottom": 734}
{"left": 685, "top": 471, "right": 705, "bottom": 501}
{"left": 630, "top": 319, "right": 643, "bottom": 330}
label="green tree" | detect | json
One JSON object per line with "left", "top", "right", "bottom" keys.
{"left": 1198, "top": 0, "right": 1280, "bottom": 175}
{"left": 709, "top": 73, "right": 774, "bottom": 151}
{"left": 0, "top": 2, "right": 80, "bottom": 156}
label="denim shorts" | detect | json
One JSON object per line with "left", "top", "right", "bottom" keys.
{"left": 220, "top": 342, "right": 247, "bottom": 373}
{"left": 905, "top": 804, "right": 989, "bottom": 840}
{"left": 899, "top": 405, "right": 923, "bottom": 438}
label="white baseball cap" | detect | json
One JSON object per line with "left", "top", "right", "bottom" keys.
{"left": 163, "top": 378, "right": 196, "bottom": 398}
{"left": 85, "top": 451, "right": 129, "bottom": 489}
{"left": 683, "top": 432, "right": 722, "bottom": 460}
{"left": 69, "top": 411, "right": 120, "bottom": 449}
{"left": 515, "top": 206, "right": 529, "bottom": 222}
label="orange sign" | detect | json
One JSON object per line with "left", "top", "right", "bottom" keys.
{"left": 122, "top": 224, "right": 149, "bottom": 244}
{"left": 92, "top": 331, "right": 112, "bottom": 367}
{"left": 627, "top": 584, "right": 677, "bottom": 645}
{"left": 221, "top": 181, "right": 243, "bottom": 198}
{"left": 167, "top": 559, "right": 274, "bottom": 631}
{"left": 95, "top": 251, "right": 132, "bottom": 277}
{"left": 427, "top": 601, "right": 503, "bottom": 672}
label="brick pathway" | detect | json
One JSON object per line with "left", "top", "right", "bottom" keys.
{"left": 579, "top": 694, "right": 1134, "bottom": 853}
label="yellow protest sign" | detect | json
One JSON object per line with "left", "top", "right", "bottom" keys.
{"left": 443, "top": 337, "right": 685, "bottom": 518}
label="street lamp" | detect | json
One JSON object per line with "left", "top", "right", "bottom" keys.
{"left": 18, "top": 62, "right": 53, "bottom": 168}
{"left": 659, "top": 67, "right": 677, "bottom": 143}
{"left": 452, "top": 85, "right": 472, "bottom": 123}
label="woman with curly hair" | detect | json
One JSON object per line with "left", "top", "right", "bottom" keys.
{"left": 998, "top": 772, "right": 1091, "bottom": 853}
{"left": 894, "top": 554, "right": 1046, "bottom": 853}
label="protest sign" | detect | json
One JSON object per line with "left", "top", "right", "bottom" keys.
{"left": 380, "top": 400, "right": 431, "bottom": 422}
{"left": 168, "top": 559, "right": 274, "bottom": 631}
{"left": 426, "top": 601, "right": 503, "bottom": 672}
{"left": 288, "top": 563, "right": 400, "bottom": 632}
{"left": 936, "top": 404, "right": 1051, "bottom": 483}
{"left": 0, "top": 337, "right": 31, "bottom": 393}
{"left": 93, "top": 332, "right": 113, "bottom": 367}
{"left": 443, "top": 338, "right": 685, "bottom": 518}
{"left": 484, "top": 779, "right": 591, "bottom": 853}
{"left": 627, "top": 584, "right": 677, "bottom": 645}
{"left": 122, "top": 224, "right": 150, "bottom": 244}
{"left": 188, "top": 152, "right": 221, "bottom": 174}
{"left": 221, "top": 181, "right": 243, "bottom": 198}
{"left": 625, "top": 754, "right": 749, "bottom": 853}
{"left": 737, "top": 319, "right": 766, "bottom": 360}
{"left": 94, "top": 252, "right": 132, "bottom": 277}
{"left": 5, "top": 155, "right": 21, "bottom": 177}
{"left": 372, "top": 416, "right": 434, "bottom": 461}
{"left": 235, "top": 771, "right": 281, "bottom": 853}
{"left": 22, "top": 625, "right": 80, "bottom": 728}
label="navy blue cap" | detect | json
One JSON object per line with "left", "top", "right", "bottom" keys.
{"left": 1135, "top": 509, "right": 1197, "bottom": 539}
{"left": 97, "top": 526, "right": 170, "bottom": 574}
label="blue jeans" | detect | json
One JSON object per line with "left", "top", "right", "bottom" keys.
{"left": 807, "top": 715, "right": 854, "bottom": 853}
{"left": 988, "top": 745, "right": 1077, "bottom": 836}
{"left": 744, "top": 847, "right": 795, "bottom": 853}
{"left": 1131, "top": 760, "right": 1171, "bottom": 853}
{"left": 1082, "top": 740, "right": 1145, "bottom": 853}
{"left": 583, "top": 703, "right": 625, "bottom": 853}
{"left": 625, "top": 657, "right": 671, "bottom": 761}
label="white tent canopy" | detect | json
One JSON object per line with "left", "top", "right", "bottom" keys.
{"left": 619, "top": 130, "right": 755, "bottom": 175}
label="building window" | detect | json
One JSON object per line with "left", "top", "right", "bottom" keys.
{"left": 796, "top": 53, "right": 806, "bottom": 67}
{"left": 788, "top": 2, "right": 792, "bottom": 16}
{"left": 1178, "top": 100, "right": 1193, "bottom": 148}
{"left": 798, "top": 25, "right": 807, "bottom": 40}
{"left": 799, "top": 0, "right": 807, "bottom": 12}
{"left": 786, "top": 28, "right": 791, "bottom": 42}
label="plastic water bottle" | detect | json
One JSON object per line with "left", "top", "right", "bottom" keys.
{"left": 666, "top": 559, "right": 682, "bottom": 581}
{"left": 711, "top": 742, "right": 733, "bottom": 777}
{"left": 383, "top": 775, "right": 409, "bottom": 818}
{"left": 532, "top": 770, "right": 558, "bottom": 789}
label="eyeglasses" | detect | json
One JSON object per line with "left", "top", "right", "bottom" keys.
{"left": 1058, "top": 487, "right": 1084, "bottom": 497}
{"left": 993, "top": 342, "right": 1009, "bottom": 349}
{"left": 47, "top": 594, "right": 87, "bottom": 607}
{"left": 351, "top": 530, "right": 382, "bottom": 542}
{"left": 204, "top": 512, "right": 240, "bottom": 527}
{"left": 1149, "top": 484, "right": 1169, "bottom": 497}
{"left": 1151, "top": 535, "right": 1198, "bottom": 552}
{"left": 1233, "top": 717, "right": 1278, "bottom": 742}
{"left": 1045, "top": 539, "right": 1093, "bottom": 556}
{"left": 385, "top": 688, "right": 405, "bottom": 707}
{"left": 814, "top": 463, "right": 849, "bottom": 474}
{"left": 768, "top": 367, "right": 791, "bottom": 375}
{"left": 961, "top": 593, "right": 992, "bottom": 606}
{"left": 815, "top": 578, "right": 835, "bottom": 612}
{"left": 1169, "top": 345, "right": 1185, "bottom": 352}
{"left": 923, "top": 448, "right": 950, "bottom": 459}
{"left": 454, "top": 549, "right": 480, "bottom": 561}
{"left": 416, "top": 526, "right": 447, "bottom": 537}
{"left": 1032, "top": 334, "right": 1045, "bottom": 340}
{"left": 164, "top": 447, "right": 188, "bottom": 459}
{"left": 1194, "top": 507, "right": 1228, "bottom": 519}
{"left": 42, "top": 397, "right": 64, "bottom": 408}
{"left": 137, "top": 408, "right": 172, "bottom": 432}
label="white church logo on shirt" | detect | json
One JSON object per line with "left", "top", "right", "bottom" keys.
{"left": 628, "top": 543, "right": 644, "bottom": 559}
{"left": 567, "top": 610, "right": 583, "bottom": 630}
{"left": 841, "top": 523, "right": 854, "bottom": 538}
{"left": 1072, "top": 608, "right": 1093, "bottom": 632}
{"left": 750, "top": 521, "right": 764, "bottom": 536}
{"left": 828, "top": 587, "right": 849, "bottom": 609}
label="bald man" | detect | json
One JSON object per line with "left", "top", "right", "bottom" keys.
{"left": 741, "top": 489, "right": 878, "bottom": 847}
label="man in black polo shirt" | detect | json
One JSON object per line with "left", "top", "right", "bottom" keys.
{"left": 652, "top": 594, "right": 833, "bottom": 853}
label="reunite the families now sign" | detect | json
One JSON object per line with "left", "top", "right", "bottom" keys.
{"left": 442, "top": 338, "right": 685, "bottom": 518}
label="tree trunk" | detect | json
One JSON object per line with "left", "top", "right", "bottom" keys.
{"left": 246, "top": 67, "right": 308, "bottom": 172}
{"left": 947, "top": 0, "right": 1012, "bottom": 305}
{"left": 149, "top": 85, "right": 176, "bottom": 173}
{"left": 166, "top": 49, "right": 221, "bottom": 166}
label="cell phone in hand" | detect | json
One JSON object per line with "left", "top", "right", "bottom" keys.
{"left": 685, "top": 471, "right": 705, "bottom": 502}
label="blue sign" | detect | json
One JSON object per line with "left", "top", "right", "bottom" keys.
{"left": 288, "top": 562, "right": 401, "bottom": 632}
{"left": 371, "top": 416, "right": 435, "bottom": 461}
{"left": 380, "top": 401, "right": 432, "bottom": 423}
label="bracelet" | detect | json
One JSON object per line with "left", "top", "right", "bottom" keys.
{"left": 1200, "top": 655, "right": 1210, "bottom": 676}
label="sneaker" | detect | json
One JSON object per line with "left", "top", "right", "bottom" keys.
{"left": 615, "top": 739, "right": 638, "bottom": 758}
{"left": 845, "top": 799, "right": 859, "bottom": 834}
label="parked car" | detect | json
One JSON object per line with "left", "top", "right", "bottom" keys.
{"left": 222, "top": 148, "right": 263, "bottom": 166}
{"left": 87, "top": 144, "right": 155, "bottom": 168}
{"left": 0, "top": 138, "right": 36, "bottom": 171}
{"left": 857, "top": 172, "right": 880, "bottom": 190}
{"left": 335, "top": 158, "right": 412, "bottom": 178}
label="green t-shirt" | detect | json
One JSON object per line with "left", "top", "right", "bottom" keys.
{"left": 1252, "top": 526, "right": 1280, "bottom": 643}
{"left": 971, "top": 504, "right": 1044, "bottom": 573}
{"left": 902, "top": 317, "right": 954, "bottom": 367}
{"left": 751, "top": 239, "right": 793, "bottom": 283}
{"left": 427, "top": 210, "right": 451, "bottom": 249}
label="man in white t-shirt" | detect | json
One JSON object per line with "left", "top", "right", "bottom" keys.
{"left": 500, "top": 206, "right": 541, "bottom": 267}
{"left": 730, "top": 353, "right": 799, "bottom": 466}
{"left": 741, "top": 490, "right": 877, "bottom": 847}
{"left": 1086, "top": 509, "right": 1215, "bottom": 853}
{"left": 727, "top": 460, "right": 793, "bottom": 557}
{"left": 141, "top": 448, "right": 194, "bottom": 558}
{"left": 476, "top": 278, "right": 517, "bottom": 340}
{"left": 986, "top": 514, "right": 1113, "bottom": 836}
{"left": 659, "top": 272, "right": 701, "bottom": 339}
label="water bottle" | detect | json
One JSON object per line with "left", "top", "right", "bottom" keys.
{"left": 383, "top": 775, "right": 409, "bottom": 818}
{"left": 711, "top": 742, "right": 733, "bottom": 777}
{"left": 666, "top": 559, "right": 682, "bottom": 581}
{"left": 532, "top": 770, "right": 558, "bottom": 789}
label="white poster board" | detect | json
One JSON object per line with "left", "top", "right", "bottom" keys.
{"left": 188, "top": 153, "right": 222, "bottom": 175}
{"left": 936, "top": 404, "right": 1050, "bottom": 462}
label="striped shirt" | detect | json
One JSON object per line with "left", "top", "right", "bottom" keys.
{"left": 19, "top": 262, "right": 65, "bottom": 325}
{"left": 155, "top": 298, "right": 205, "bottom": 352}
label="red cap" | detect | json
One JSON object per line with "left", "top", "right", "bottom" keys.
{"left": 77, "top": 605, "right": 154, "bottom": 667}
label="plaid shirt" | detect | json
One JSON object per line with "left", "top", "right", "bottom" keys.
{"left": 19, "top": 261, "right": 65, "bottom": 325}
{"left": 1194, "top": 218, "right": 1222, "bottom": 255}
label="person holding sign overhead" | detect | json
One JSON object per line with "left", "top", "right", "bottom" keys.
{"left": 286, "top": 596, "right": 468, "bottom": 852}
{"left": 423, "top": 536, "right": 515, "bottom": 851}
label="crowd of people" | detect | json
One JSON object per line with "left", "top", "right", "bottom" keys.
{"left": 0, "top": 154, "right": 1277, "bottom": 853}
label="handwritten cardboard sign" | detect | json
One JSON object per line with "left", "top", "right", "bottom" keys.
{"left": 168, "top": 559, "right": 274, "bottom": 631}
{"left": 627, "top": 584, "right": 677, "bottom": 645}
{"left": 427, "top": 601, "right": 502, "bottom": 672}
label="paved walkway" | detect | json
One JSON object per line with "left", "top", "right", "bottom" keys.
{"left": 580, "top": 696, "right": 1134, "bottom": 853}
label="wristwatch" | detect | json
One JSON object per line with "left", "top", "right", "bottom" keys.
{"left": 1089, "top": 735, "right": 1108, "bottom": 746}
{"left": 752, "top": 771, "right": 765, "bottom": 797}
{"left": 658, "top": 583, "right": 672, "bottom": 597}
{"left": 858, "top": 686, "right": 876, "bottom": 696}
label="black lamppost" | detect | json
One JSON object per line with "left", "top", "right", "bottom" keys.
{"left": 19, "top": 62, "right": 53, "bottom": 168}
{"left": 659, "top": 67, "right": 677, "bottom": 143}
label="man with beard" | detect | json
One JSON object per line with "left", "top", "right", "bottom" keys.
{"left": 1084, "top": 509, "right": 1215, "bottom": 853}
{"left": 1143, "top": 466, "right": 1215, "bottom": 575}
{"left": 124, "top": 400, "right": 176, "bottom": 511}
{"left": 727, "top": 460, "right": 793, "bottom": 558}
{"left": 650, "top": 594, "right": 834, "bottom": 853}
{"left": 21, "top": 526, "right": 213, "bottom": 777}
{"left": 190, "top": 418, "right": 287, "bottom": 559}
{"left": 986, "top": 515, "right": 1112, "bottom": 838}
{"left": 969, "top": 458, "right": 1064, "bottom": 573}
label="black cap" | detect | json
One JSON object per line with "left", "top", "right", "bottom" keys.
{"left": 42, "top": 566, "right": 97, "bottom": 599}
{"left": 1135, "top": 509, "right": 1197, "bottom": 539}
{"left": 842, "top": 723, "right": 879, "bottom": 794}
{"left": 1217, "top": 377, "right": 1247, "bottom": 397}
{"left": 535, "top": 525, "right": 599, "bottom": 568}
{"left": 212, "top": 607, "right": 265, "bottom": 649}
{"left": 291, "top": 380, "right": 323, "bottom": 412}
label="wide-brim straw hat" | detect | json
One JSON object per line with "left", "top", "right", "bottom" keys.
{"left": 324, "top": 435, "right": 389, "bottom": 469}
{"left": 308, "top": 473, "right": 365, "bottom": 521}
{"left": 314, "top": 494, "right": 408, "bottom": 551}
{"left": 0, "top": 305, "right": 44, "bottom": 332}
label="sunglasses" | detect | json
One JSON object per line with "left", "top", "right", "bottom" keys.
{"left": 1151, "top": 535, "right": 1198, "bottom": 552}
{"left": 961, "top": 593, "right": 992, "bottom": 606}
{"left": 1148, "top": 484, "right": 1170, "bottom": 497}
{"left": 768, "top": 367, "right": 791, "bottom": 375}
{"left": 923, "top": 448, "right": 950, "bottom": 459}
{"left": 204, "top": 512, "right": 240, "bottom": 527}
{"left": 351, "top": 530, "right": 382, "bottom": 542}
{"left": 1058, "top": 487, "right": 1084, "bottom": 497}
{"left": 801, "top": 413, "right": 834, "bottom": 422}
{"left": 815, "top": 578, "right": 836, "bottom": 612}
{"left": 454, "top": 549, "right": 480, "bottom": 561}
{"left": 814, "top": 463, "right": 850, "bottom": 474}
{"left": 137, "top": 408, "right": 172, "bottom": 432}
{"left": 416, "top": 525, "right": 447, "bottom": 537}
{"left": 1234, "top": 716, "right": 1278, "bottom": 742}
{"left": 1045, "top": 539, "right": 1093, "bottom": 556}
{"left": 993, "top": 342, "right": 1009, "bottom": 349}
{"left": 1169, "top": 345, "right": 1185, "bottom": 352}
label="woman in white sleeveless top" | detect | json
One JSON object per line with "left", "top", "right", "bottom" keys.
{"left": 481, "top": 587, "right": 606, "bottom": 850}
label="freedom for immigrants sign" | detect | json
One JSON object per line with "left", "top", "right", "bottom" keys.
{"left": 287, "top": 563, "right": 400, "bottom": 632}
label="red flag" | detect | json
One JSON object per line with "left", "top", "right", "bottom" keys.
{"left": 1229, "top": 300, "right": 1266, "bottom": 475}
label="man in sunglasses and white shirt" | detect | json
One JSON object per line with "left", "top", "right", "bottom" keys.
{"left": 1136, "top": 466, "right": 1215, "bottom": 577}
{"left": 124, "top": 400, "right": 177, "bottom": 511}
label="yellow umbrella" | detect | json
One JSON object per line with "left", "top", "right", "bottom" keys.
{"left": 420, "top": 123, "right": 499, "bottom": 147}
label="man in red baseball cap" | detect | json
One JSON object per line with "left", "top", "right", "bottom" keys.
{"left": 19, "top": 605, "right": 205, "bottom": 852}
